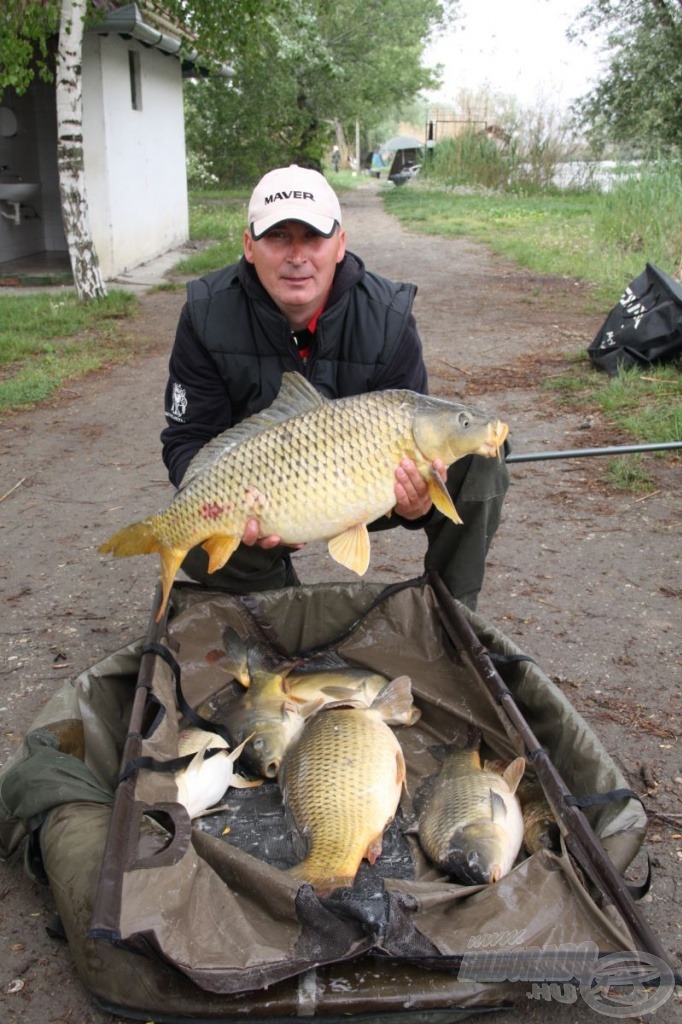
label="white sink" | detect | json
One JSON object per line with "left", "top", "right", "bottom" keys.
{"left": 0, "top": 182, "right": 39, "bottom": 202}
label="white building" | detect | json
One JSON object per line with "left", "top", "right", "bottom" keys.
{"left": 0, "top": 4, "right": 231, "bottom": 280}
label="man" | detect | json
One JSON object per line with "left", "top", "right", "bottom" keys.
{"left": 161, "top": 165, "right": 508, "bottom": 609}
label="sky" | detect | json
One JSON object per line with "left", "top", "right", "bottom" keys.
{"left": 423, "top": 0, "right": 605, "bottom": 111}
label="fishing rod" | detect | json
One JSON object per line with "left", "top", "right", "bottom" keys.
{"left": 506, "top": 440, "right": 682, "bottom": 464}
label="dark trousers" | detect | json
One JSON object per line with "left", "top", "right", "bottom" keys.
{"left": 180, "top": 453, "right": 509, "bottom": 610}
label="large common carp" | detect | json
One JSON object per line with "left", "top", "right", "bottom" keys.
{"left": 100, "top": 372, "right": 508, "bottom": 620}
{"left": 279, "top": 678, "right": 412, "bottom": 894}
{"left": 416, "top": 731, "right": 525, "bottom": 886}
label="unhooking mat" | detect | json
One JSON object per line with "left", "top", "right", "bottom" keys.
{"left": 0, "top": 575, "right": 670, "bottom": 1022}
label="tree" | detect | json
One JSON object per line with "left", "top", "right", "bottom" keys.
{"left": 570, "top": 0, "right": 682, "bottom": 152}
{"left": 185, "top": 0, "right": 458, "bottom": 183}
{"left": 56, "top": 0, "right": 107, "bottom": 300}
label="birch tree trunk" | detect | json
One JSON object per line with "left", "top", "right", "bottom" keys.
{"left": 56, "top": 0, "right": 107, "bottom": 300}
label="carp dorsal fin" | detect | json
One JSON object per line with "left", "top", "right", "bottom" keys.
{"left": 369, "top": 674, "right": 420, "bottom": 724}
{"left": 327, "top": 522, "right": 371, "bottom": 575}
{"left": 180, "top": 372, "right": 327, "bottom": 488}
{"left": 502, "top": 756, "right": 526, "bottom": 794}
{"left": 426, "top": 466, "right": 462, "bottom": 525}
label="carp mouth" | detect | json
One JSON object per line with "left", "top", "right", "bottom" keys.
{"left": 476, "top": 420, "right": 509, "bottom": 458}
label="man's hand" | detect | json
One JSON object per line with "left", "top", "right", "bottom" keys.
{"left": 241, "top": 518, "right": 304, "bottom": 550}
{"left": 394, "top": 458, "right": 446, "bottom": 520}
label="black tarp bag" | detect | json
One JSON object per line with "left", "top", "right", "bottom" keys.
{"left": 587, "top": 262, "right": 682, "bottom": 375}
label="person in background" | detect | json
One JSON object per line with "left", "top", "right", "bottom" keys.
{"left": 162, "top": 165, "right": 508, "bottom": 609}
{"left": 331, "top": 145, "right": 340, "bottom": 173}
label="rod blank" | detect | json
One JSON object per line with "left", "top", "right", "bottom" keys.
{"left": 506, "top": 441, "right": 682, "bottom": 464}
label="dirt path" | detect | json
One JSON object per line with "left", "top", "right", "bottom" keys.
{"left": 1, "top": 184, "right": 680, "bottom": 1021}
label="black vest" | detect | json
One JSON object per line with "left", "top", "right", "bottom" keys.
{"left": 185, "top": 259, "right": 417, "bottom": 426}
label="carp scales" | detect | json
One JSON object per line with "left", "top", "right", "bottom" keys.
{"left": 99, "top": 372, "right": 509, "bottom": 620}
{"left": 206, "top": 626, "right": 421, "bottom": 727}
{"left": 174, "top": 728, "right": 261, "bottom": 819}
{"left": 279, "top": 678, "right": 411, "bottom": 894}
{"left": 416, "top": 731, "right": 525, "bottom": 885}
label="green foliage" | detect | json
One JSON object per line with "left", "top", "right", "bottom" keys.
{"left": 594, "top": 159, "right": 682, "bottom": 268}
{"left": 0, "top": 1, "right": 60, "bottom": 93}
{"left": 570, "top": 1, "right": 682, "bottom": 151}
{"left": 184, "top": 0, "right": 456, "bottom": 184}
{"left": 387, "top": 158, "right": 682, "bottom": 305}
{"left": 420, "top": 132, "right": 513, "bottom": 190}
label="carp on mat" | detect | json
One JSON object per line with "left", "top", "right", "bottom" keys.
{"left": 99, "top": 372, "right": 508, "bottom": 620}
{"left": 207, "top": 626, "right": 421, "bottom": 721}
{"left": 222, "top": 642, "right": 419, "bottom": 779}
{"left": 279, "top": 677, "right": 414, "bottom": 894}
{"left": 174, "top": 728, "right": 261, "bottom": 819}
{"left": 416, "top": 731, "right": 525, "bottom": 886}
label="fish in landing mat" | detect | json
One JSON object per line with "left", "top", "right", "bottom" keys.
{"left": 207, "top": 626, "right": 421, "bottom": 728}
{"left": 99, "top": 372, "right": 508, "bottom": 620}
{"left": 279, "top": 678, "right": 411, "bottom": 895}
{"left": 416, "top": 731, "right": 525, "bottom": 885}
{"left": 174, "top": 728, "right": 261, "bottom": 819}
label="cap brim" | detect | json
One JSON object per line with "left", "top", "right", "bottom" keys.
{"left": 250, "top": 210, "right": 338, "bottom": 241}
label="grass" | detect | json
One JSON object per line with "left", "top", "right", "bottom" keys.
{"left": 0, "top": 290, "right": 138, "bottom": 412}
{"left": 385, "top": 187, "right": 646, "bottom": 311}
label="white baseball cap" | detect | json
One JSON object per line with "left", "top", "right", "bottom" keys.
{"left": 248, "top": 165, "right": 342, "bottom": 240}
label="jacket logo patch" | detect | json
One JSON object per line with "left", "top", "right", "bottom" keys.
{"left": 168, "top": 381, "right": 188, "bottom": 422}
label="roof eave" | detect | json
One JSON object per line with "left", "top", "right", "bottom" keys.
{"left": 91, "top": 3, "right": 233, "bottom": 79}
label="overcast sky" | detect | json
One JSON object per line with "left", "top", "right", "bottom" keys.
{"left": 423, "top": 0, "right": 605, "bottom": 109}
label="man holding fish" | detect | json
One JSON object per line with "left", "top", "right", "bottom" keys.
{"left": 157, "top": 165, "right": 509, "bottom": 609}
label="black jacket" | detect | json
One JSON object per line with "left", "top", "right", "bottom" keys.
{"left": 161, "top": 251, "right": 427, "bottom": 487}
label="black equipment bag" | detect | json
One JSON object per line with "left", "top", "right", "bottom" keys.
{"left": 587, "top": 262, "right": 682, "bottom": 375}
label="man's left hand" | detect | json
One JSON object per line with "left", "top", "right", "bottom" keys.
{"left": 394, "top": 458, "right": 446, "bottom": 520}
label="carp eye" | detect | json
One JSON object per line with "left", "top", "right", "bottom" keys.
{"left": 458, "top": 412, "right": 471, "bottom": 429}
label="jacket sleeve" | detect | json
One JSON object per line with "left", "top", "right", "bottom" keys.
{"left": 160, "top": 304, "right": 233, "bottom": 487}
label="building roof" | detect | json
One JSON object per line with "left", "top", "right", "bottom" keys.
{"left": 91, "top": 3, "right": 233, "bottom": 79}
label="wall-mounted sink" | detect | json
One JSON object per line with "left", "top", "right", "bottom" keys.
{"left": 0, "top": 182, "right": 39, "bottom": 202}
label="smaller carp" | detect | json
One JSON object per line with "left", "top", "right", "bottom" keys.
{"left": 207, "top": 627, "right": 420, "bottom": 727}
{"left": 280, "top": 677, "right": 410, "bottom": 895}
{"left": 175, "top": 728, "right": 261, "bottom": 819}
{"left": 222, "top": 668, "right": 317, "bottom": 780}
{"left": 417, "top": 731, "right": 525, "bottom": 885}
{"left": 486, "top": 759, "right": 561, "bottom": 855}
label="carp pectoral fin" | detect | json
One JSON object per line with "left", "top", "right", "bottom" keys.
{"left": 365, "top": 832, "right": 384, "bottom": 866}
{"left": 327, "top": 523, "right": 370, "bottom": 575}
{"left": 202, "top": 534, "right": 240, "bottom": 573}
{"left": 490, "top": 789, "right": 508, "bottom": 822}
{"left": 427, "top": 467, "right": 462, "bottom": 525}
{"left": 502, "top": 756, "right": 526, "bottom": 794}
{"left": 156, "top": 548, "right": 187, "bottom": 622}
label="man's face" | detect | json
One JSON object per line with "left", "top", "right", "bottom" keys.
{"left": 243, "top": 220, "right": 346, "bottom": 328}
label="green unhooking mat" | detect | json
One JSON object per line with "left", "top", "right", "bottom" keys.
{"left": 0, "top": 575, "right": 671, "bottom": 1021}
